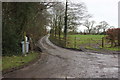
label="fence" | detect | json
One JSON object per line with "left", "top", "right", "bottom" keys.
{"left": 49, "top": 35, "right": 117, "bottom": 50}
{"left": 66, "top": 36, "right": 113, "bottom": 50}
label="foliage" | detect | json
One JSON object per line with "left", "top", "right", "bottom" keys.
{"left": 2, "top": 2, "right": 51, "bottom": 56}
{"left": 106, "top": 28, "right": 120, "bottom": 47}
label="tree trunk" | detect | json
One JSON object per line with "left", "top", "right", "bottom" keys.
{"left": 88, "top": 30, "right": 91, "bottom": 34}
{"left": 58, "top": 16, "right": 61, "bottom": 41}
{"left": 97, "top": 30, "right": 99, "bottom": 34}
{"left": 118, "top": 31, "right": 120, "bottom": 46}
{"left": 55, "top": 26, "right": 57, "bottom": 38}
{"left": 64, "top": 0, "right": 68, "bottom": 47}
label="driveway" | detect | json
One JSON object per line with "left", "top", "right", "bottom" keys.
{"left": 3, "top": 35, "right": 118, "bottom": 78}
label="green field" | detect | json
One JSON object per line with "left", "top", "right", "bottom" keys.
{"left": 67, "top": 35, "right": 104, "bottom": 47}
{"left": 67, "top": 35, "right": 119, "bottom": 51}
{"left": 52, "top": 34, "right": 119, "bottom": 51}
{"left": 2, "top": 52, "right": 40, "bottom": 70}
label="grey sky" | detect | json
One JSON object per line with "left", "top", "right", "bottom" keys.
{"left": 63, "top": 0, "right": 119, "bottom": 31}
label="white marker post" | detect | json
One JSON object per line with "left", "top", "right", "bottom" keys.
{"left": 21, "top": 32, "right": 29, "bottom": 56}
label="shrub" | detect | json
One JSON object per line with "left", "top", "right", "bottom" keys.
{"left": 106, "top": 28, "right": 120, "bottom": 47}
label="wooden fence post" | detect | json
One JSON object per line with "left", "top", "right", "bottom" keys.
{"left": 89, "top": 38, "right": 91, "bottom": 47}
{"left": 102, "top": 37, "right": 104, "bottom": 48}
{"left": 74, "top": 37, "right": 76, "bottom": 48}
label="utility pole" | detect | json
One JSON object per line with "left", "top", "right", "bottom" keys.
{"left": 64, "top": 0, "right": 68, "bottom": 47}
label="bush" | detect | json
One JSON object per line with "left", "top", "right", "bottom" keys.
{"left": 106, "top": 28, "right": 120, "bottom": 47}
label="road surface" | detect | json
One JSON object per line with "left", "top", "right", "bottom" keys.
{"left": 3, "top": 35, "right": 118, "bottom": 78}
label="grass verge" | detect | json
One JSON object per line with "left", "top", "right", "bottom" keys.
{"left": 2, "top": 52, "right": 40, "bottom": 70}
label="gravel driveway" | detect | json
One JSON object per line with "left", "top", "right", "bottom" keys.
{"left": 3, "top": 35, "right": 119, "bottom": 78}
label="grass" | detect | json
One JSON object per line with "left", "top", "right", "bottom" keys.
{"left": 66, "top": 35, "right": 104, "bottom": 49}
{"left": 52, "top": 34, "right": 119, "bottom": 51}
{"left": 67, "top": 35, "right": 119, "bottom": 51}
{"left": 104, "top": 47, "right": 120, "bottom": 51}
{"left": 2, "top": 52, "right": 40, "bottom": 70}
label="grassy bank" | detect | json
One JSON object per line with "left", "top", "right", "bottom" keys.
{"left": 2, "top": 52, "right": 40, "bottom": 70}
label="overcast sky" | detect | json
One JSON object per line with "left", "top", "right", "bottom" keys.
{"left": 62, "top": 0, "right": 120, "bottom": 31}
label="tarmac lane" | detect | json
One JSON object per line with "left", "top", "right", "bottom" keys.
{"left": 3, "top": 35, "right": 118, "bottom": 78}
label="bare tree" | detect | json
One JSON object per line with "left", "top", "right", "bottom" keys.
{"left": 83, "top": 20, "right": 95, "bottom": 34}
{"left": 95, "top": 25, "right": 102, "bottom": 34}
{"left": 100, "top": 21, "right": 109, "bottom": 33}
{"left": 50, "top": 2, "right": 65, "bottom": 38}
{"left": 65, "top": 2, "right": 91, "bottom": 34}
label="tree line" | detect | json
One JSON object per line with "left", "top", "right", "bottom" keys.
{"left": 49, "top": 1, "right": 90, "bottom": 46}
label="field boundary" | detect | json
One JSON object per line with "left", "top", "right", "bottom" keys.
{"left": 49, "top": 35, "right": 120, "bottom": 55}
{"left": 49, "top": 36, "right": 84, "bottom": 52}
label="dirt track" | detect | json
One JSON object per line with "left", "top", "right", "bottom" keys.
{"left": 3, "top": 35, "right": 118, "bottom": 78}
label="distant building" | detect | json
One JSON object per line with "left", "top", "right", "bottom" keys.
{"left": 118, "top": 1, "right": 120, "bottom": 27}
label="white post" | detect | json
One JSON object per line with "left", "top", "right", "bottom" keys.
{"left": 21, "top": 32, "right": 29, "bottom": 55}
